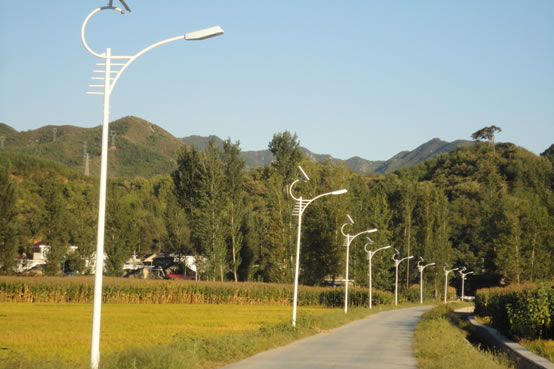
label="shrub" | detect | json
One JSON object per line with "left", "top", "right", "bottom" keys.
{"left": 475, "top": 282, "right": 553, "bottom": 340}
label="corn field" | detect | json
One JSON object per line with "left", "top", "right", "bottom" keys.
{"left": 0, "top": 276, "right": 397, "bottom": 307}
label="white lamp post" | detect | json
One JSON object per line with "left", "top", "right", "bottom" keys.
{"left": 459, "top": 267, "right": 474, "bottom": 302}
{"left": 416, "top": 257, "right": 435, "bottom": 304}
{"left": 364, "top": 239, "right": 391, "bottom": 310}
{"left": 289, "top": 165, "right": 347, "bottom": 327}
{"left": 393, "top": 249, "right": 413, "bottom": 305}
{"left": 443, "top": 265, "right": 459, "bottom": 303}
{"left": 341, "top": 215, "right": 377, "bottom": 314}
{"left": 81, "top": 3, "right": 223, "bottom": 369}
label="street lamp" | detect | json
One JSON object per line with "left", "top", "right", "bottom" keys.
{"left": 364, "top": 239, "right": 391, "bottom": 310}
{"left": 417, "top": 257, "right": 435, "bottom": 304}
{"left": 81, "top": 4, "right": 223, "bottom": 369}
{"left": 443, "top": 265, "right": 459, "bottom": 303}
{"left": 341, "top": 215, "right": 377, "bottom": 314}
{"left": 289, "top": 165, "right": 347, "bottom": 327}
{"left": 393, "top": 249, "right": 413, "bottom": 305}
{"left": 459, "top": 267, "right": 474, "bottom": 302}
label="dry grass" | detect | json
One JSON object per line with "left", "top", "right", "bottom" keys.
{"left": 0, "top": 303, "right": 336, "bottom": 367}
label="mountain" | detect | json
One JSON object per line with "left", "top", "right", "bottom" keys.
{"left": 180, "top": 135, "right": 225, "bottom": 151}
{"left": 1, "top": 116, "right": 473, "bottom": 177}
{"left": 372, "top": 138, "right": 474, "bottom": 173}
{"left": 204, "top": 139, "right": 471, "bottom": 174}
{"left": 0, "top": 116, "right": 185, "bottom": 177}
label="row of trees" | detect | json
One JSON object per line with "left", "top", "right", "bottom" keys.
{"left": 0, "top": 130, "right": 552, "bottom": 297}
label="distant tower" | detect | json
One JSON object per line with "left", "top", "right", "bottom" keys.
{"left": 84, "top": 153, "right": 90, "bottom": 176}
{"left": 52, "top": 128, "right": 57, "bottom": 142}
{"left": 83, "top": 141, "right": 88, "bottom": 157}
{"left": 110, "top": 130, "right": 116, "bottom": 148}
{"left": 0, "top": 136, "right": 5, "bottom": 149}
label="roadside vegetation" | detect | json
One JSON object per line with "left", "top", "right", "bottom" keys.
{"left": 474, "top": 283, "right": 554, "bottom": 363}
{"left": 519, "top": 339, "right": 554, "bottom": 362}
{"left": 414, "top": 304, "right": 514, "bottom": 369}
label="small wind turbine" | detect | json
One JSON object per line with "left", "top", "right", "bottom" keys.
{"left": 108, "top": 0, "right": 131, "bottom": 12}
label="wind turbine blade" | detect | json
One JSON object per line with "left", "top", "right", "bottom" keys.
{"left": 119, "top": 0, "right": 131, "bottom": 12}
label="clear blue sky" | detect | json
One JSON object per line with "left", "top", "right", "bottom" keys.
{"left": 1, "top": 1, "right": 552, "bottom": 160}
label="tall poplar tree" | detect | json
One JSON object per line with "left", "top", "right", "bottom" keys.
{"left": 197, "top": 140, "right": 227, "bottom": 280}
{"left": 265, "top": 131, "right": 304, "bottom": 282}
{"left": 40, "top": 176, "right": 69, "bottom": 275}
{"left": 104, "top": 185, "right": 138, "bottom": 276}
{"left": 222, "top": 138, "right": 246, "bottom": 282}
{"left": 0, "top": 164, "right": 18, "bottom": 274}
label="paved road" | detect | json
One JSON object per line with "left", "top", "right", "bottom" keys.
{"left": 219, "top": 305, "right": 432, "bottom": 369}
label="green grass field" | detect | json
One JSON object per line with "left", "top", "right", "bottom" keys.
{"left": 414, "top": 304, "right": 514, "bottom": 369}
{"left": 0, "top": 303, "right": 354, "bottom": 368}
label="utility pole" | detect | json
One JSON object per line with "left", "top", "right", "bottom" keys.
{"left": 83, "top": 141, "right": 88, "bottom": 157}
{"left": 84, "top": 153, "right": 90, "bottom": 176}
{"left": 110, "top": 130, "right": 116, "bottom": 148}
{"left": 52, "top": 128, "right": 57, "bottom": 142}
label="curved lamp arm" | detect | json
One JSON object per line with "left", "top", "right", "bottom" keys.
{"left": 311, "top": 189, "right": 347, "bottom": 204}
{"left": 400, "top": 255, "right": 414, "bottom": 264}
{"left": 353, "top": 229, "right": 377, "bottom": 240}
{"left": 109, "top": 35, "right": 185, "bottom": 93}
{"left": 365, "top": 243, "right": 391, "bottom": 257}
{"left": 419, "top": 262, "right": 435, "bottom": 271}
{"left": 443, "top": 266, "right": 459, "bottom": 274}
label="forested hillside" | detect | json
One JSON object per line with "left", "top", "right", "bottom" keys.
{"left": 0, "top": 116, "right": 184, "bottom": 177}
{"left": 1, "top": 117, "right": 471, "bottom": 176}
{"left": 0, "top": 133, "right": 552, "bottom": 297}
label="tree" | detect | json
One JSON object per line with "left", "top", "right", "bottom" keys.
{"left": 471, "top": 125, "right": 502, "bottom": 153}
{"left": 301, "top": 163, "right": 349, "bottom": 285}
{"left": 67, "top": 185, "right": 97, "bottom": 274}
{"left": 39, "top": 176, "right": 69, "bottom": 275}
{"left": 540, "top": 144, "right": 554, "bottom": 164}
{"left": 268, "top": 131, "right": 304, "bottom": 185}
{"left": 172, "top": 146, "right": 206, "bottom": 217}
{"left": 222, "top": 138, "right": 246, "bottom": 282}
{"left": 264, "top": 131, "right": 304, "bottom": 282}
{"left": 163, "top": 193, "right": 192, "bottom": 273}
{"left": 399, "top": 174, "right": 418, "bottom": 288}
{"left": 197, "top": 140, "right": 227, "bottom": 280}
{"left": 104, "top": 185, "right": 138, "bottom": 276}
{"left": 0, "top": 164, "right": 18, "bottom": 274}
{"left": 416, "top": 182, "right": 453, "bottom": 298}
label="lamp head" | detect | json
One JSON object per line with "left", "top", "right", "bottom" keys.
{"left": 332, "top": 189, "right": 347, "bottom": 195}
{"left": 185, "top": 26, "right": 224, "bottom": 40}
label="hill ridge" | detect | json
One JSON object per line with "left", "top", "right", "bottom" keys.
{"left": 1, "top": 117, "right": 474, "bottom": 176}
